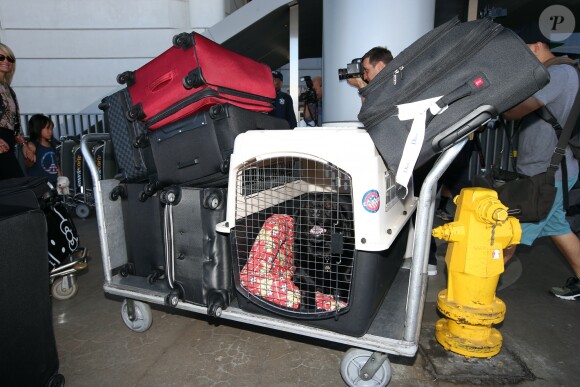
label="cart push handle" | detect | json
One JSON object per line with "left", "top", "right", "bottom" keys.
{"left": 404, "top": 138, "right": 468, "bottom": 343}
{"left": 81, "top": 133, "right": 111, "bottom": 184}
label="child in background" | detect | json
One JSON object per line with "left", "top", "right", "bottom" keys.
{"left": 25, "top": 114, "right": 61, "bottom": 184}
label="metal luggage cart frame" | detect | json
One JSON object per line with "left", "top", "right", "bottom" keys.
{"left": 81, "top": 132, "right": 467, "bottom": 386}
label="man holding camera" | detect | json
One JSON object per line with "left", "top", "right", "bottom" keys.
{"left": 346, "top": 46, "right": 393, "bottom": 97}
{"left": 303, "top": 76, "right": 322, "bottom": 126}
{"left": 269, "top": 70, "right": 297, "bottom": 128}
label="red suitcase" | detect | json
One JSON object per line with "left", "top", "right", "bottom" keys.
{"left": 118, "top": 32, "right": 276, "bottom": 130}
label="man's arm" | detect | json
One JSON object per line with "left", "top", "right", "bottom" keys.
{"left": 502, "top": 96, "right": 544, "bottom": 121}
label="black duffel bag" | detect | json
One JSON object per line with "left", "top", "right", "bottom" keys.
{"left": 474, "top": 169, "right": 556, "bottom": 223}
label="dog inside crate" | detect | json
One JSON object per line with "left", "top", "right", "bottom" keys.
{"left": 234, "top": 157, "right": 355, "bottom": 317}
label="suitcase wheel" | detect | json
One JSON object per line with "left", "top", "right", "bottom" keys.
{"left": 160, "top": 186, "right": 181, "bottom": 205}
{"left": 172, "top": 32, "right": 194, "bottom": 49}
{"left": 117, "top": 70, "right": 136, "bottom": 86}
{"left": 207, "top": 291, "right": 227, "bottom": 318}
{"left": 220, "top": 158, "right": 230, "bottom": 174}
{"left": 109, "top": 185, "right": 127, "bottom": 201}
{"left": 97, "top": 100, "right": 109, "bottom": 111}
{"left": 209, "top": 104, "right": 226, "bottom": 119}
{"left": 126, "top": 104, "right": 145, "bottom": 122}
{"left": 203, "top": 190, "right": 223, "bottom": 210}
{"left": 165, "top": 290, "right": 180, "bottom": 307}
{"left": 182, "top": 68, "right": 204, "bottom": 90}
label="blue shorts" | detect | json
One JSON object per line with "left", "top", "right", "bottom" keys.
{"left": 520, "top": 176, "right": 578, "bottom": 245}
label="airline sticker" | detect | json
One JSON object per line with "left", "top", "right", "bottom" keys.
{"left": 362, "top": 190, "right": 380, "bottom": 213}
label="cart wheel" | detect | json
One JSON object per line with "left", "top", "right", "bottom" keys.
{"left": 121, "top": 299, "right": 152, "bottom": 332}
{"left": 75, "top": 203, "right": 91, "bottom": 219}
{"left": 340, "top": 349, "right": 392, "bottom": 387}
{"left": 51, "top": 276, "right": 79, "bottom": 300}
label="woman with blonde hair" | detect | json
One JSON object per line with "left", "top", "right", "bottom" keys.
{"left": 0, "top": 42, "right": 33, "bottom": 179}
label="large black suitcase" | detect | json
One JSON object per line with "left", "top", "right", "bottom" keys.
{"left": 0, "top": 176, "right": 52, "bottom": 216}
{"left": 160, "top": 185, "right": 231, "bottom": 316}
{"left": 0, "top": 209, "right": 64, "bottom": 386}
{"left": 99, "top": 88, "right": 157, "bottom": 183}
{"left": 358, "top": 17, "right": 550, "bottom": 195}
{"left": 149, "top": 103, "right": 289, "bottom": 187}
{"left": 113, "top": 183, "right": 166, "bottom": 282}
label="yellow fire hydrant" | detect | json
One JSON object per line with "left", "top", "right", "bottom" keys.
{"left": 433, "top": 187, "right": 521, "bottom": 358}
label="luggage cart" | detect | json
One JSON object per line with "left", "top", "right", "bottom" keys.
{"left": 82, "top": 132, "right": 467, "bottom": 386}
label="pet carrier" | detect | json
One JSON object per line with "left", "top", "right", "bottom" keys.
{"left": 216, "top": 128, "right": 414, "bottom": 336}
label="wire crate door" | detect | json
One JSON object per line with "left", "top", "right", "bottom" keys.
{"left": 232, "top": 156, "right": 356, "bottom": 319}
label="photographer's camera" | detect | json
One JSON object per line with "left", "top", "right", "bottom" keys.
{"left": 338, "top": 58, "right": 363, "bottom": 80}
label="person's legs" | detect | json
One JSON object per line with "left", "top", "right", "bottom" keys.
{"left": 551, "top": 232, "right": 580, "bottom": 276}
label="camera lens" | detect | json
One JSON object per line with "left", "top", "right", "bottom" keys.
{"left": 338, "top": 68, "right": 347, "bottom": 81}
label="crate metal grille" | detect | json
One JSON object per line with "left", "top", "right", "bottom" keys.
{"left": 233, "top": 156, "right": 355, "bottom": 318}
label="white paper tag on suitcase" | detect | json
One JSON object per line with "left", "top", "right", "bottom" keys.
{"left": 396, "top": 96, "right": 444, "bottom": 198}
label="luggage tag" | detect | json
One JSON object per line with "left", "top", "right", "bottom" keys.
{"left": 395, "top": 96, "right": 446, "bottom": 199}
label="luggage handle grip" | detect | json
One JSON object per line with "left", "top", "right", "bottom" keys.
{"left": 150, "top": 72, "right": 175, "bottom": 93}
{"left": 177, "top": 157, "right": 199, "bottom": 169}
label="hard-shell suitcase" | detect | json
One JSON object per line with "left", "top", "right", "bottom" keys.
{"left": 149, "top": 103, "right": 289, "bottom": 187}
{"left": 99, "top": 88, "right": 157, "bottom": 183}
{"left": 118, "top": 32, "right": 275, "bottom": 129}
{"left": 112, "top": 183, "right": 166, "bottom": 283}
{"left": 160, "top": 185, "right": 231, "bottom": 316}
{"left": 358, "top": 17, "right": 550, "bottom": 195}
{"left": 0, "top": 209, "right": 64, "bottom": 386}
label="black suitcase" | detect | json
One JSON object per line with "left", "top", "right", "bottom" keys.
{"left": 160, "top": 185, "right": 231, "bottom": 316}
{"left": 0, "top": 209, "right": 64, "bottom": 386}
{"left": 112, "top": 183, "right": 166, "bottom": 282}
{"left": 99, "top": 88, "right": 157, "bottom": 183}
{"left": 358, "top": 17, "right": 550, "bottom": 195}
{"left": 0, "top": 176, "right": 52, "bottom": 217}
{"left": 149, "top": 103, "right": 290, "bottom": 187}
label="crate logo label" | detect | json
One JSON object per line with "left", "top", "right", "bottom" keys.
{"left": 362, "top": 190, "right": 380, "bottom": 213}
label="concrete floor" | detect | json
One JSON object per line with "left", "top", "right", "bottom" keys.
{"left": 52, "top": 215, "right": 580, "bottom": 386}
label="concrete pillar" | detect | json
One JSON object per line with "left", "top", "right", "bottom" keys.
{"left": 322, "top": 0, "right": 436, "bottom": 126}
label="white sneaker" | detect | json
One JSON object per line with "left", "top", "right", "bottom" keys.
{"left": 401, "top": 259, "right": 437, "bottom": 276}
{"left": 427, "top": 263, "right": 438, "bottom": 276}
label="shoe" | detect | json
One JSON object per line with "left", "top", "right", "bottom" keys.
{"left": 427, "top": 263, "right": 438, "bottom": 276}
{"left": 550, "top": 276, "right": 580, "bottom": 300}
{"left": 436, "top": 208, "right": 453, "bottom": 221}
{"left": 400, "top": 259, "right": 437, "bottom": 276}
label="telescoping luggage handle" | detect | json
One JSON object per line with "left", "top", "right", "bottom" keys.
{"left": 395, "top": 73, "right": 490, "bottom": 198}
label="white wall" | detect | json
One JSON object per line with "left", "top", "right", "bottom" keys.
{"left": 0, "top": 0, "right": 242, "bottom": 114}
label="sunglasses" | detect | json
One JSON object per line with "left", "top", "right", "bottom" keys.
{"left": 0, "top": 54, "right": 15, "bottom": 63}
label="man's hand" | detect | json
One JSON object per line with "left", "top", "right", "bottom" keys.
{"left": 347, "top": 77, "right": 367, "bottom": 89}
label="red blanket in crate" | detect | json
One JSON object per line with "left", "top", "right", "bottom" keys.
{"left": 240, "top": 214, "right": 346, "bottom": 312}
